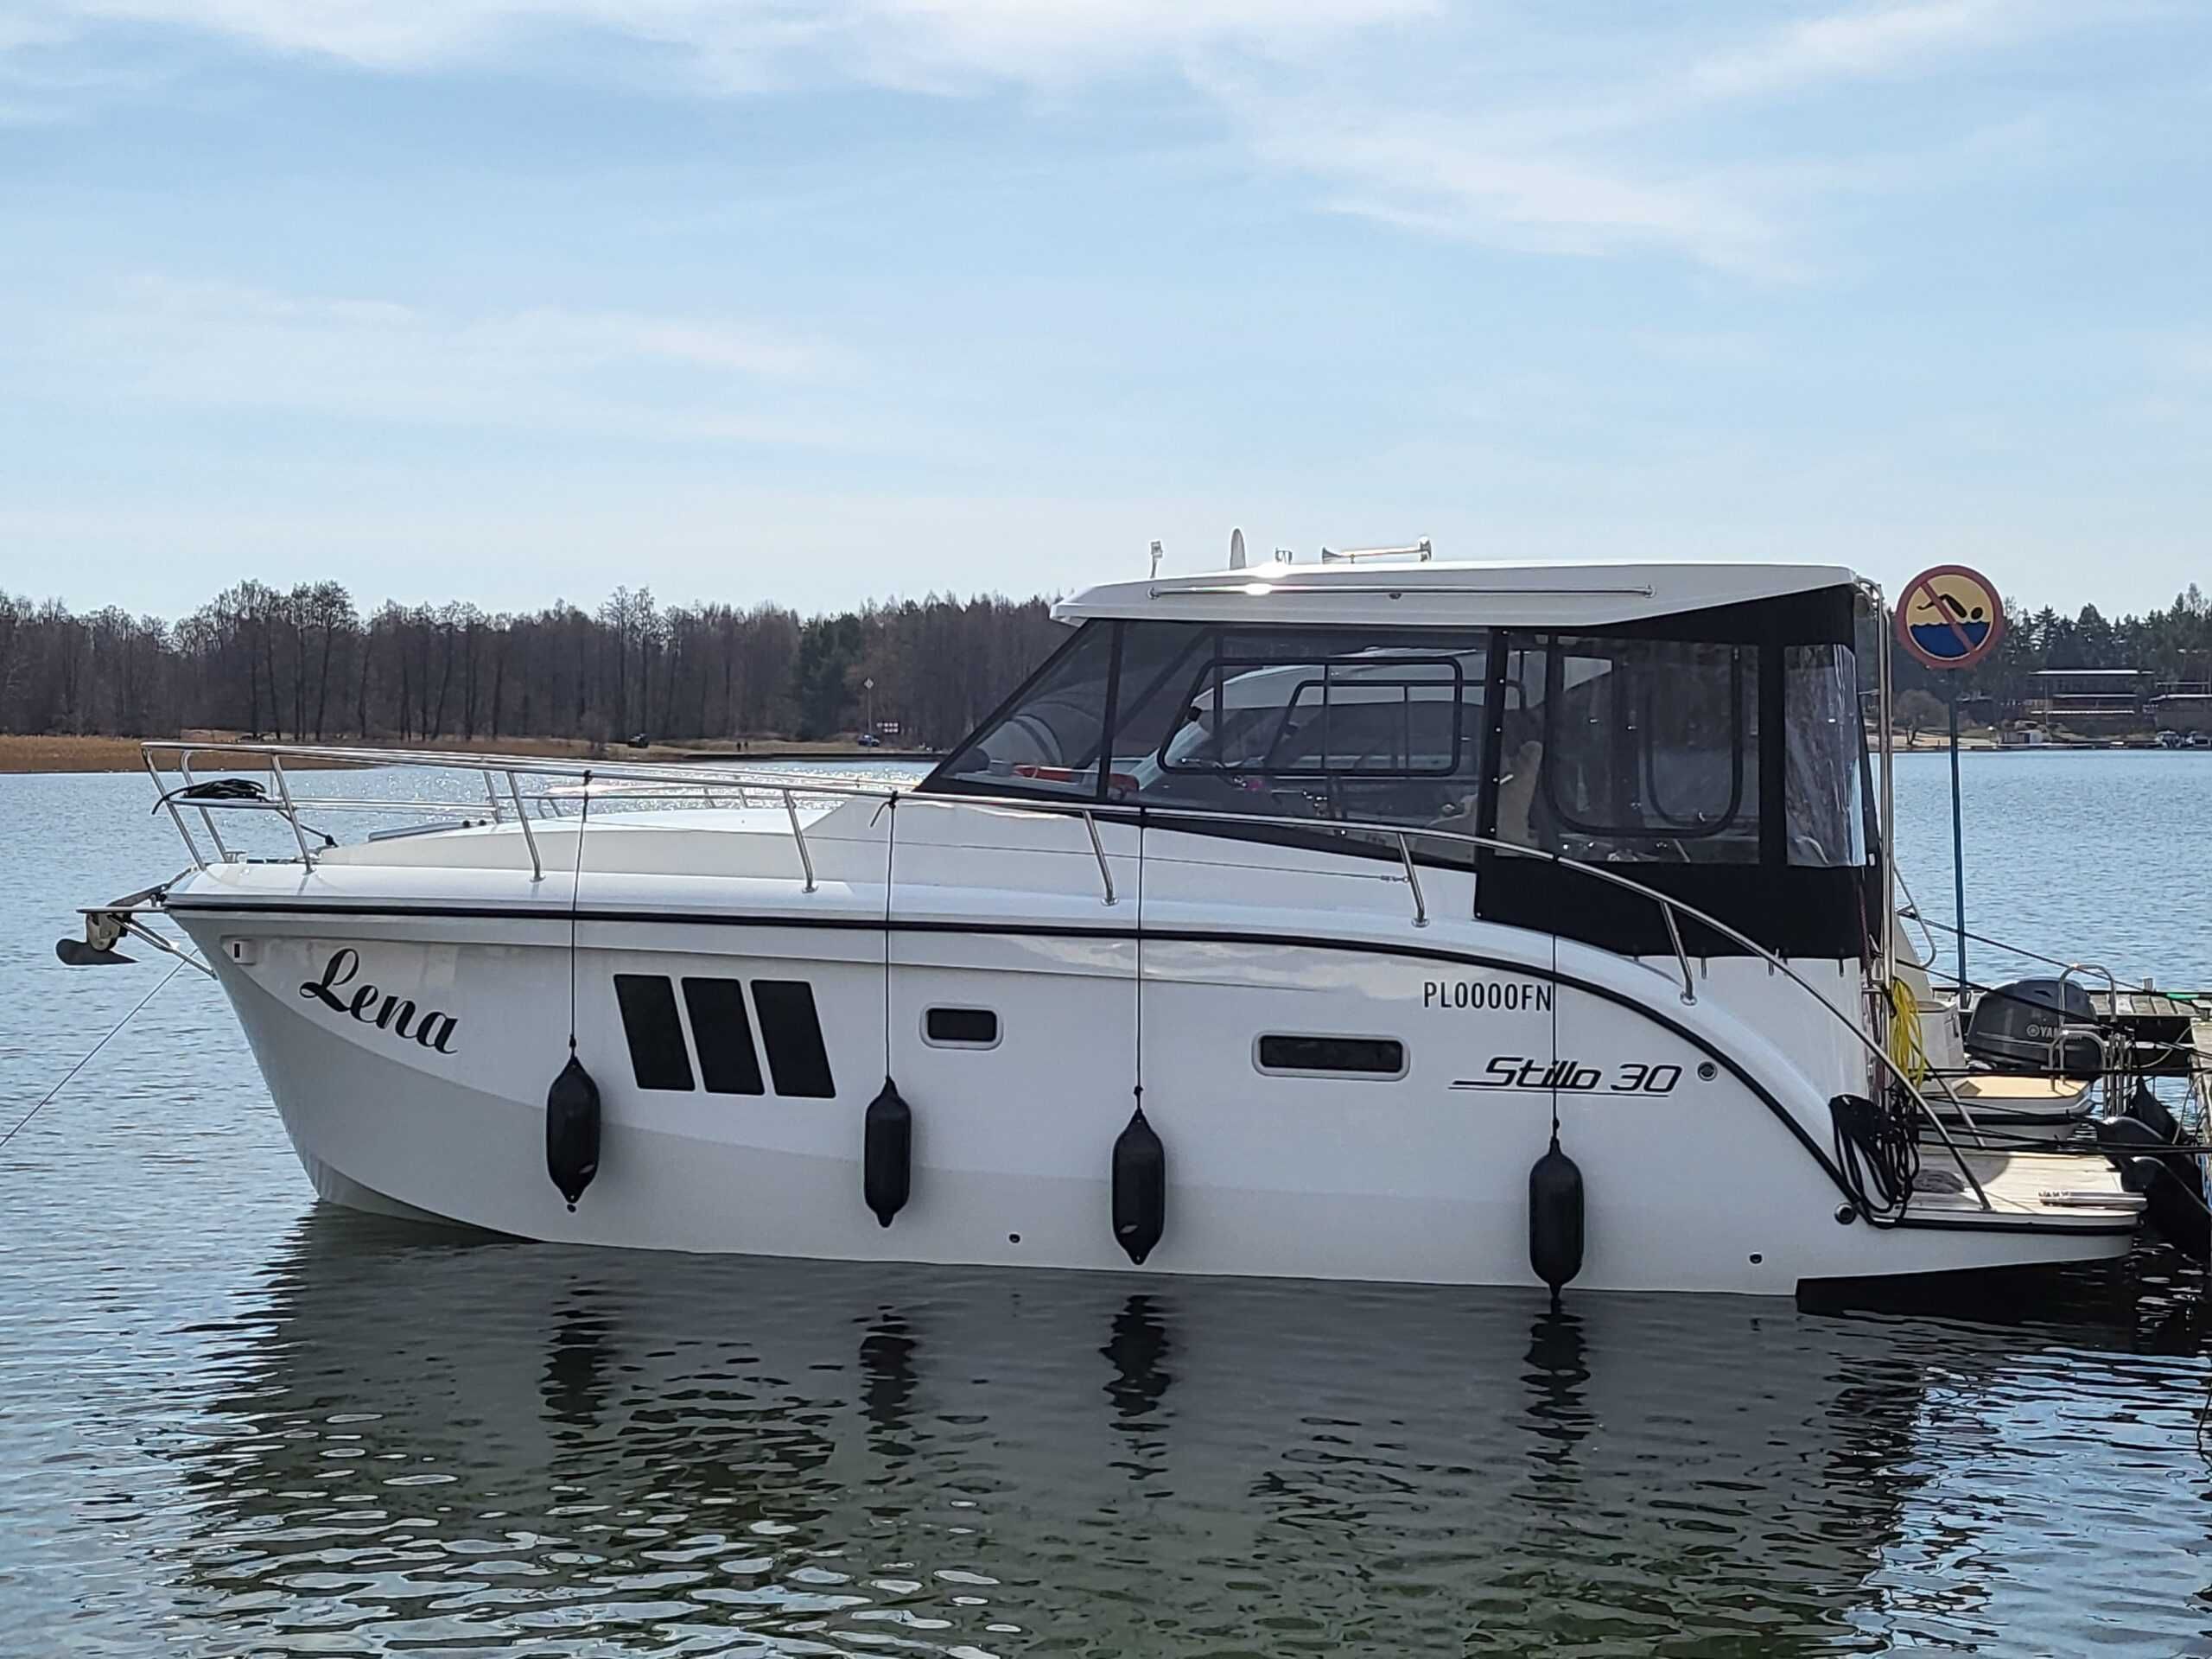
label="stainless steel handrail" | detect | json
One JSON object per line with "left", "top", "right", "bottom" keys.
{"left": 143, "top": 740, "right": 889, "bottom": 795}
{"left": 2058, "top": 962, "right": 2126, "bottom": 1113}
{"left": 781, "top": 790, "right": 817, "bottom": 893}
{"left": 180, "top": 752, "right": 232, "bottom": 861}
{"left": 1082, "top": 810, "right": 1116, "bottom": 906}
{"left": 1659, "top": 904, "right": 1696, "bottom": 1005}
{"left": 144, "top": 748, "right": 206, "bottom": 868}
{"left": 138, "top": 738, "right": 1989, "bottom": 1208}
{"left": 267, "top": 754, "right": 316, "bottom": 868}
{"left": 506, "top": 772, "right": 543, "bottom": 881}
{"left": 1395, "top": 831, "right": 1427, "bottom": 928}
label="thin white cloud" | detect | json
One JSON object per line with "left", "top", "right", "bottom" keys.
{"left": 1200, "top": 0, "right": 2117, "bottom": 276}
{"left": 1689, "top": 0, "right": 2043, "bottom": 100}
{"left": 1, "top": 0, "right": 2155, "bottom": 278}
{"left": 1204, "top": 73, "right": 1794, "bottom": 275}
{"left": 27, "top": 0, "right": 1433, "bottom": 81}
{"left": 18, "top": 276, "right": 861, "bottom": 443}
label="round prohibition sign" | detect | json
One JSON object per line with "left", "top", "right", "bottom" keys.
{"left": 1896, "top": 565, "right": 2004, "bottom": 671}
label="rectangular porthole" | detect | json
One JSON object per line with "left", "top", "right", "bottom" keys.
{"left": 613, "top": 974, "right": 695, "bottom": 1091}
{"left": 752, "top": 979, "right": 836, "bottom": 1098}
{"left": 683, "top": 976, "right": 765, "bottom": 1096}
{"left": 924, "top": 1006, "right": 1000, "bottom": 1049}
{"left": 1255, "top": 1034, "right": 1407, "bottom": 1079}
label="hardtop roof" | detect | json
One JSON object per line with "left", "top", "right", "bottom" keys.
{"left": 1052, "top": 558, "right": 1865, "bottom": 631}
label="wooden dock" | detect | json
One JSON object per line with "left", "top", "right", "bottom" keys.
{"left": 2087, "top": 988, "right": 2201, "bottom": 1078}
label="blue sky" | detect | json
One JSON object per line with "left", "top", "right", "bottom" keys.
{"left": 2, "top": 0, "right": 2205, "bottom": 620}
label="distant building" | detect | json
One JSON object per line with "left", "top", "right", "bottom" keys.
{"left": 2149, "top": 677, "right": 2212, "bottom": 736}
{"left": 2028, "top": 667, "right": 2148, "bottom": 727}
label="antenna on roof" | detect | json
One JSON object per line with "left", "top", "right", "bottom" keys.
{"left": 1319, "top": 537, "right": 1433, "bottom": 564}
{"left": 1229, "top": 528, "right": 1246, "bottom": 570}
{"left": 1148, "top": 539, "right": 1163, "bottom": 579}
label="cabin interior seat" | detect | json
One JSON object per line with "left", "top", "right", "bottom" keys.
{"left": 1493, "top": 739, "right": 1542, "bottom": 846}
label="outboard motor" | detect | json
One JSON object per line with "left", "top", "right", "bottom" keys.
{"left": 1963, "top": 978, "right": 2102, "bottom": 1078}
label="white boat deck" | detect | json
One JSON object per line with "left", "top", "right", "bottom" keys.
{"left": 1914, "top": 1147, "right": 2142, "bottom": 1223}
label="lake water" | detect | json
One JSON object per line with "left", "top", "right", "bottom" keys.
{"left": 3, "top": 753, "right": 2209, "bottom": 1656}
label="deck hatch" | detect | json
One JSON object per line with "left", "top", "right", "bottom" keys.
{"left": 613, "top": 974, "right": 696, "bottom": 1092}
{"left": 682, "top": 976, "right": 766, "bottom": 1095}
{"left": 1255, "top": 1033, "right": 1407, "bottom": 1078}
{"left": 752, "top": 979, "right": 836, "bottom": 1097}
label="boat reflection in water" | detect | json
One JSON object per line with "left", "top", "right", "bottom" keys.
{"left": 164, "top": 1209, "right": 2206, "bottom": 1655}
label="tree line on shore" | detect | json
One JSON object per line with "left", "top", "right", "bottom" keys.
{"left": 4, "top": 576, "right": 2207, "bottom": 750}
{"left": 0, "top": 581, "right": 1062, "bottom": 749}
{"left": 1889, "top": 586, "right": 2212, "bottom": 719}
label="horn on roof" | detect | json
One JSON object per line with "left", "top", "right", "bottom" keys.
{"left": 1319, "top": 537, "right": 1433, "bottom": 564}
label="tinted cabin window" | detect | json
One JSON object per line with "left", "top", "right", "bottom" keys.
{"left": 613, "top": 974, "right": 694, "bottom": 1091}
{"left": 1162, "top": 656, "right": 1465, "bottom": 775}
{"left": 752, "top": 980, "right": 836, "bottom": 1098}
{"left": 1256, "top": 1034, "right": 1407, "bottom": 1077}
{"left": 1110, "top": 624, "right": 1489, "bottom": 833}
{"left": 924, "top": 1007, "right": 999, "bottom": 1047}
{"left": 931, "top": 621, "right": 1117, "bottom": 798}
{"left": 917, "top": 597, "right": 1866, "bottom": 959}
{"left": 1502, "top": 637, "right": 1759, "bottom": 864}
{"left": 922, "top": 620, "right": 1490, "bottom": 836}
{"left": 1783, "top": 644, "right": 1865, "bottom": 868}
{"left": 683, "top": 976, "right": 765, "bottom": 1096}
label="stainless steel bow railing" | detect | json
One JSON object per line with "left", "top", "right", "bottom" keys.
{"left": 137, "top": 739, "right": 1993, "bottom": 1209}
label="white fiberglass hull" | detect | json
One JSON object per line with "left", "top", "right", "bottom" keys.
{"left": 176, "top": 886, "right": 2137, "bottom": 1296}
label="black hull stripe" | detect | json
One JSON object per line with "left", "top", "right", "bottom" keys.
{"left": 166, "top": 899, "right": 2137, "bottom": 1241}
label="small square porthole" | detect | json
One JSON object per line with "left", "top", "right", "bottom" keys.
{"left": 924, "top": 1007, "right": 1000, "bottom": 1049}
{"left": 1255, "top": 1034, "right": 1407, "bottom": 1079}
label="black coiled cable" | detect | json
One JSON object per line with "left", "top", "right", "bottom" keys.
{"left": 151, "top": 776, "right": 336, "bottom": 848}
{"left": 1831, "top": 1092, "right": 1921, "bottom": 1225}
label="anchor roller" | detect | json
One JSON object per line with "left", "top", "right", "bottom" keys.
{"left": 545, "top": 1054, "right": 601, "bottom": 1210}
{"left": 863, "top": 1077, "right": 912, "bottom": 1227}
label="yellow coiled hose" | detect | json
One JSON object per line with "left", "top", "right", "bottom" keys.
{"left": 1886, "top": 976, "right": 1929, "bottom": 1085}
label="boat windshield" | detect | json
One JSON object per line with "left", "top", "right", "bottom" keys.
{"left": 929, "top": 618, "right": 1866, "bottom": 871}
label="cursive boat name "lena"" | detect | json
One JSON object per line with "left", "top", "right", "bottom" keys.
{"left": 298, "top": 948, "right": 459, "bottom": 1053}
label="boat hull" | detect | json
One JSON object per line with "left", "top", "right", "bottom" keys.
{"left": 184, "top": 910, "right": 2139, "bottom": 1295}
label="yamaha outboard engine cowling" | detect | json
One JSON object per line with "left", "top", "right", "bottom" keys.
{"left": 1963, "top": 977, "right": 2102, "bottom": 1078}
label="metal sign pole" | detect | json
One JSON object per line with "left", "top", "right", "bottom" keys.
{"left": 1897, "top": 564, "right": 2001, "bottom": 998}
{"left": 1948, "top": 681, "right": 1967, "bottom": 993}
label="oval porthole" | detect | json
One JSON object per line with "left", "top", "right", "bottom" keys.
{"left": 1255, "top": 1034, "right": 1407, "bottom": 1079}
{"left": 924, "top": 1007, "right": 1000, "bottom": 1049}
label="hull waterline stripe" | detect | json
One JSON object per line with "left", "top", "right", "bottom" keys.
{"left": 164, "top": 898, "right": 2136, "bottom": 1241}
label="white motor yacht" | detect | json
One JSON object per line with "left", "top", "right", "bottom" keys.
{"left": 72, "top": 553, "right": 2199, "bottom": 1294}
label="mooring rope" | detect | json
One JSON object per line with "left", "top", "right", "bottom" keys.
{"left": 1132, "top": 811, "right": 1146, "bottom": 1115}
{"left": 880, "top": 795, "right": 897, "bottom": 1067}
{"left": 1, "top": 960, "right": 187, "bottom": 1154}
{"left": 566, "top": 772, "right": 592, "bottom": 1055}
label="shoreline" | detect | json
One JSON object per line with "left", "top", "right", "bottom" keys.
{"left": 0, "top": 734, "right": 932, "bottom": 775}
{"left": 0, "top": 729, "right": 2171, "bottom": 775}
